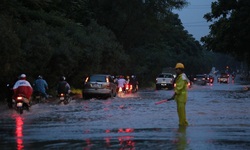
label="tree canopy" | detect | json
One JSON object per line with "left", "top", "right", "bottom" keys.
{"left": 201, "top": 0, "right": 250, "bottom": 68}
{"left": 0, "top": 0, "right": 240, "bottom": 99}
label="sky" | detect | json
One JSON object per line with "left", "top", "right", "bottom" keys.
{"left": 174, "top": 0, "right": 216, "bottom": 42}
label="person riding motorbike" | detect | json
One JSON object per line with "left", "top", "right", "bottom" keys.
{"left": 12, "top": 74, "right": 33, "bottom": 106}
{"left": 33, "top": 75, "right": 49, "bottom": 99}
{"left": 117, "top": 75, "right": 127, "bottom": 92}
{"left": 56, "top": 76, "right": 71, "bottom": 95}
{"left": 126, "top": 75, "right": 130, "bottom": 83}
{"left": 129, "top": 75, "right": 139, "bottom": 92}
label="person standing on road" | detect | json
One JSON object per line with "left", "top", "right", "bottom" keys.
{"left": 171, "top": 63, "right": 189, "bottom": 126}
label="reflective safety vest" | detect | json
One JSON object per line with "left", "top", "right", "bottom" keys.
{"left": 174, "top": 73, "right": 188, "bottom": 103}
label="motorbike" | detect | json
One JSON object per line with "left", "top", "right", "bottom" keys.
{"left": 117, "top": 83, "right": 132, "bottom": 96}
{"left": 33, "top": 91, "right": 45, "bottom": 103}
{"left": 58, "top": 93, "right": 71, "bottom": 105}
{"left": 124, "top": 83, "right": 132, "bottom": 94}
{"left": 130, "top": 82, "right": 139, "bottom": 93}
{"left": 117, "top": 86, "right": 124, "bottom": 97}
{"left": 13, "top": 95, "right": 30, "bottom": 114}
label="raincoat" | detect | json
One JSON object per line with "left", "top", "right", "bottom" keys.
{"left": 174, "top": 73, "right": 189, "bottom": 126}
{"left": 13, "top": 79, "right": 33, "bottom": 104}
{"left": 33, "top": 78, "right": 48, "bottom": 97}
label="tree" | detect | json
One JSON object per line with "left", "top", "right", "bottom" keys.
{"left": 201, "top": 0, "right": 250, "bottom": 68}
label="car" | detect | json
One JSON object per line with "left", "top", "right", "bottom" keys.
{"left": 155, "top": 73, "right": 175, "bottom": 90}
{"left": 82, "top": 74, "right": 117, "bottom": 99}
{"left": 193, "top": 74, "right": 207, "bottom": 85}
{"left": 218, "top": 73, "right": 229, "bottom": 83}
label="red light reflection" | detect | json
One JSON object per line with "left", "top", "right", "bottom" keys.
{"left": 106, "top": 128, "right": 135, "bottom": 149}
{"left": 15, "top": 115, "right": 24, "bottom": 150}
{"left": 83, "top": 128, "right": 135, "bottom": 149}
{"left": 84, "top": 138, "right": 92, "bottom": 150}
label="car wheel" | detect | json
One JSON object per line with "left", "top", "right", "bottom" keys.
{"left": 110, "top": 93, "right": 114, "bottom": 99}
{"left": 109, "top": 90, "right": 115, "bottom": 99}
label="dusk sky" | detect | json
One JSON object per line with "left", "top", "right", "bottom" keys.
{"left": 174, "top": 0, "right": 216, "bottom": 42}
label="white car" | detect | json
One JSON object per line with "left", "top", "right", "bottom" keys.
{"left": 155, "top": 73, "right": 175, "bottom": 90}
{"left": 218, "top": 73, "right": 229, "bottom": 83}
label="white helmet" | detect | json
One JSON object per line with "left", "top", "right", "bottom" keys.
{"left": 20, "top": 74, "right": 26, "bottom": 79}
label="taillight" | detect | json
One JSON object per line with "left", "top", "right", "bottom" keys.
{"left": 60, "top": 93, "right": 64, "bottom": 97}
{"left": 125, "top": 84, "right": 129, "bottom": 89}
{"left": 85, "top": 77, "right": 89, "bottom": 83}
{"left": 17, "top": 97, "right": 23, "bottom": 100}
{"left": 119, "top": 87, "right": 123, "bottom": 92}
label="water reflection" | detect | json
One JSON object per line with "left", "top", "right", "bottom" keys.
{"left": 14, "top": 115, "right": 24, "bottom": 150}
{"left": 117, "top": 128, "right": 135, "bottom": 149}
{"left": 174, "top": 126, "right": 189, "bottom": 150}
{"left": 83, "top": 128, "right": 135, "bottom": 149}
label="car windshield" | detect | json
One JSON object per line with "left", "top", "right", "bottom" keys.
{"left": 89, "top": 75, "right": 106, "bottom": 82}
{"left": 220, "top": 74, "right": 228, "bottom": 78}
{"left": 165, "top": 74, "right": 173, "bottom": 78}
{"left": 158, "top": 74, "right": 165, "bottom": 78}
{"left": 196, "top": 75, "right": 205, "bottom": 78}
{"left": 158, "top": 74, "right": 172, "bottom": 78}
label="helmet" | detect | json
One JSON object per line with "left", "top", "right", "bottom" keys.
{"left": 20, "top": 74, "right": 26, "bottom": 79}
{"left": 60, "top": 76, "right": 66, "bottom": 81}
{"left": 175, "top": 63, "right": 184, "bottom": 69}
{"left": 38, "top": 75, "right": 43, "bottom": 79}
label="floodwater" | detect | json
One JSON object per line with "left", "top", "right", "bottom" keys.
{"left": 0, "top": 78, "right": 250, "bottom": 150}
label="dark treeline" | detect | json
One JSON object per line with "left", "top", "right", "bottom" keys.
{"left": 0, "top": 0, "right": 240, "bottom": 97}
{"left": 202, "top": 0, "right": 250, "bottom": 69}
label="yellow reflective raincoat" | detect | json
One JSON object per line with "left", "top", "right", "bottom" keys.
{"left": 174, "top": 73, "right": 189, "bottom": 126}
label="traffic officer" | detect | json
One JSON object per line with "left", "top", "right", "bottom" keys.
{"left": 171, "top": 63, "right": 189, "bottom": 126}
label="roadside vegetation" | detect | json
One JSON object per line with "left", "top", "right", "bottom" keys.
{"left": 0, "top": 0, "right": 247, "bottom": 98}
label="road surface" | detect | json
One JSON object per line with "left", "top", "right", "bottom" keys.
{"left": 0, "top": 78, "right": 250, "bottom": 150}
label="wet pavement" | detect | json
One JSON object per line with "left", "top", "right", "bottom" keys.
{"left": 0, "top": 78, "right": 250, "bottom": 150}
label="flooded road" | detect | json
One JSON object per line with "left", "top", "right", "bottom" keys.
{"left": 1, "top": 79, "right": 250, "bottom": 150}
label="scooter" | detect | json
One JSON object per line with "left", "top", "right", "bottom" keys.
{"left": 33, "top": 91, "right": 46, "bottom": 103}
{"left": 13, "top": 95, "right": 30, "bottom": 114}
{"left": 131, "top": 83, "right": 139, "bottom": 93}
{"left": 117, "top": 86, "right": 124, "bottom": 97}
{"left": 58, "top": 93, "right": 71, "bottom": 105}
{"left": 124, "top": 83, "right": 132, "bottom": 94}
